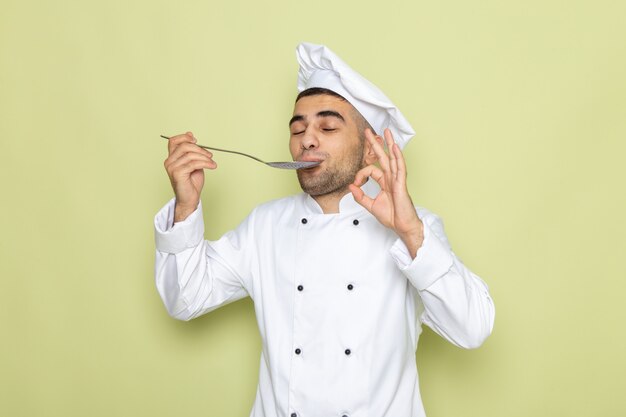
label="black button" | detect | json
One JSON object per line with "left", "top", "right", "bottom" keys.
{"left": 347, "top": 284, "right": 354, "bottom": 290}
{"left": 301, "top": 218, "right": 308, "bottom": 224}
{"left": 342, "top": 415, "right": 349, "bottom": 417}
{"left": 295, "top": 348, "right": 301, "bottom": 355}
{"left": 297, "top": 285, "right": 304, "bottom": 291}
{"left": 291, "top": 414, "right": 297, "bottom": 417}
{"left": 353, "top": 219, "right": 359, "bottom": 225}
{"left": 345, "top": 349, "right": 351, "bottom": 355}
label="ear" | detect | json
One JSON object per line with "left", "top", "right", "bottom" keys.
{"left": 363, "top": 133, "right": 384, "bottom": 165}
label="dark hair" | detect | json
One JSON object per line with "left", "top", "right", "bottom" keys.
{"left": 295, "top": 87, "right": 376, "bottom": 138}
{"left": 296, "top": 87, "right": 347, "bottom": 102}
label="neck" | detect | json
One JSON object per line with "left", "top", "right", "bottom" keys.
{"left": 311, "top": 187, "right": 351, "bottom": 214}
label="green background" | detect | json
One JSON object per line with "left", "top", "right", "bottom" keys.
{"left": 1, "top": 0, "right": 625, "bottom": 416}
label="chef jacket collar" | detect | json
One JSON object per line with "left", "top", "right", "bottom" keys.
{"left": 302, "top": 178, "right": 380, "bottom": 215}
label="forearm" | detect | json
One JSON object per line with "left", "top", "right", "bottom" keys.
{"left": 155, "top": 244, "right": 210, "bottom": 321}
{"left": 154, "top": 198, "right": 249, "bottom": 321}
{"left": 391, "top": 208, "right": 495, "bottom": 348}
{"left": 417, "top": 262, "right": 495, "bottom": 349}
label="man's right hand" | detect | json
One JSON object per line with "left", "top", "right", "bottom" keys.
{"left": 163, "top": 132, "right": 217, "bottom": 222}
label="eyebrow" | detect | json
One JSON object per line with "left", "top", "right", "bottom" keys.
{"left": 289, "top": 110, "right": 346, "bottom": 127}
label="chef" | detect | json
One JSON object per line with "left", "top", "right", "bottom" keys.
{"left": 154, "top": 42, "right": 495, "bottom": 417}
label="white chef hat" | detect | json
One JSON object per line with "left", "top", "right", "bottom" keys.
{"left": 296, "top": 42, "right": 415, "bottom": 149}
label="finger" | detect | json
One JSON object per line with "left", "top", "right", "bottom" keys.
{"left": 354, "top": 164, "right": 386, "bottom": 190}
{"left": 349, "top": 183, "right": 376, "bottom": 212}
{"left": 168, "top": 150, "right": 216, "bottom": 170}
{"left": 168, "top": 133, "right": 197, "bottom": 156}
{"left": 165, "top": 143, "right": 213, "bottom": 171}
{"left": 166, "top": 142, "right": 213, "bottom": 167}
{"left": 393, "top": 142, "right": 407, "bottom": 186}
{"left": 167, "top": 132, "right": 196, "bottom": 155}
{"left": 348, "top": 183, "right": 364, "bottom": 201}
{"left": 352, "top": 165, "right": 370, "bottom": 187}
{"left": 170, "top": 160, "right": 216, "bottom": 183}
{"left": 384, "top": 129, "right": 398, "bottom": 180}
{"left": 167, "top": 153, "right": 216, "bottom": 176}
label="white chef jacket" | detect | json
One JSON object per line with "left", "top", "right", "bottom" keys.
{"left": 154, "top": 180, "right": 495, "bottom": 417}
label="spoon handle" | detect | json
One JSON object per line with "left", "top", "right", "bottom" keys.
{"left": 160, "top": 135, "right": 266, "bottom": 164}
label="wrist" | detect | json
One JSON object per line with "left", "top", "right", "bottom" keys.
{"left": 174, "top": 201, "right": 198, "bottom": 223}
{"left": 398, "top": 220, "right": 424, "bottom": 259}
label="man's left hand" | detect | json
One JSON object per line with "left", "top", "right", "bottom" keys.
{"left": 349, "top": 128, "right": 424, "bottom": 258}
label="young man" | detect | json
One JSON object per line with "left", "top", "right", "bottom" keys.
{"left": 155, "top": 43, "right": 495, "bottom": 417}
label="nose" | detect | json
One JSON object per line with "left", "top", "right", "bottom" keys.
{"left": 301, "top": 127, "right": 319, "bottom": 150}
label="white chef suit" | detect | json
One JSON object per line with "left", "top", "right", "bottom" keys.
{"left": 154, "top": 179, "right": 495, "bottom": 417}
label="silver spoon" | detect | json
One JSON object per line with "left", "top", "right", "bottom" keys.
{"left": 160, "top": 135, "right": 321, "bottom": 170}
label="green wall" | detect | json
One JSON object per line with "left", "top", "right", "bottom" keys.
{"left": 1, "top": 0, "right": 625, "bottom": 416}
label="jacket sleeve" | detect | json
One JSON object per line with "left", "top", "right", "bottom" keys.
{"left": 154, "top": 198, "right": 253, "bottom": 321}
{"left": 389, "top": 208, "right": 495, "bottom": 349}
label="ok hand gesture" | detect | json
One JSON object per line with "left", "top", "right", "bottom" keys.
{"left": 348, "top": 128, "right": 424, "bottom": 258}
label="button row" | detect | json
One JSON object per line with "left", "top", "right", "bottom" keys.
{"left": 293, "top": 348, "right": 351, "bottom": 356}
{"left": 294, "top": 215, "right": 356, "bottom": 417}
{"left": 300, "top": 218, "right": 360, "bottom": 225}
{"left": 296, "top": 284, "right": 354, "bottom": 291}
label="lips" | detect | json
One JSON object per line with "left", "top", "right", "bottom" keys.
{"left": 297, "top": 157, "right": 324, "bottom": 163}
{"left": 296, "top": 152, "right": 326, "bottom": 169}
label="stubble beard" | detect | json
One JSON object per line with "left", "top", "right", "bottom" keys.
{"left": 297, "top": 142, "right": 364, "bottom": 197}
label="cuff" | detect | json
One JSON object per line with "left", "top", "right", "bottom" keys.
{"left": 389, "top": 216, "right": 454, "bottom": 291}
{"left": 154, "top": 198, "right": 205, "bottom": 253}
